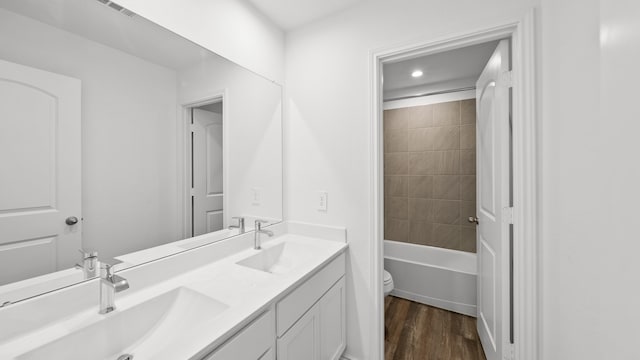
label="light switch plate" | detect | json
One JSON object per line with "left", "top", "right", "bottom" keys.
{"left": 318, "top": 191, "right": 328, "bottom": 212}
{"left": 252, "top": 187, "right": 261, "bottom": 206}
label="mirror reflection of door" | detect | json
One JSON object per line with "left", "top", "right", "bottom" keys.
{"left": 191, "top": 105, "right": 224, "bottom": 237}
{"left": 0, "top": 59, "right": 82, "bottom": 285}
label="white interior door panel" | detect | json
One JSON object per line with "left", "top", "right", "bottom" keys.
{"left": 0, "top": 59, "right": 81, "bottom": 285}
{"left": 475, "top": 40, "right": 511, "bottom": 360}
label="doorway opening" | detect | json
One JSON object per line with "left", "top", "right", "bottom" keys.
{"left": 382, "top": 38, "right": 508, "bottom": 360}
{"left": 183, "top": 98, "right": 226, "bottom": 238}
{"left": 371, "top": 15, "right": 538, "bottom": 360}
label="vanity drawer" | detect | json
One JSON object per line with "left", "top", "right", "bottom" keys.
{"left": 203, "top": 309, "right": 274, "bottom": 360}
{"left": 276, "top": 252, "right": 345, "bottom": 337}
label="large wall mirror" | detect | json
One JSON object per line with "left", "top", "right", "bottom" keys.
{"left": 0, "top": 0, "right": 282, "bottom": 305}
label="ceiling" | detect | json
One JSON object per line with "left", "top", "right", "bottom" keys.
{"left": 248, "top": 0, "right": 364, "bottom": 30}
{"left": 383, "top": 41, "right": 499, "bottom": 100}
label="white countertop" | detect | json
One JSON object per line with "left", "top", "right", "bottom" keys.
{"left": 0, "top": 231, "right": 347, "bottom": 360}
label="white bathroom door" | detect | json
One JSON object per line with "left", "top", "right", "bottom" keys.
{"left": 0, "top": 59, "right": 82, "bottom": 285}
{"left": 475, "top": 40, "right": 511, "bottom": 360}
{"left": 192, "top": 108, "right": 224, "bottom": 236}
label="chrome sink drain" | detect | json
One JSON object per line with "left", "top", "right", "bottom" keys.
{"left": 117, "top": 354, "right": 133, "bottom": 360}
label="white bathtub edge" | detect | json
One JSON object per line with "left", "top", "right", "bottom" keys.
{"left": 384, "top": 242, "right": 477, "bottom": 317}
{"left": 384, "top": 255, "right": 476, "bottom": 276}
{"left": 391, "top": 289, "right": 477, "bottom": 317}
{"left": 383, "top": 240, "right": 476, "bottom": 274}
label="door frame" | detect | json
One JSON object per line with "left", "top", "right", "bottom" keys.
{"left": 178, "top": 91, "right": 229, "bottom": 238}
{"left": 369, "top": 10, "right": 539, "bottom": 360}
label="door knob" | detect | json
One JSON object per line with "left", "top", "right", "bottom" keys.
{"left": 65, "top": 216, "right": 79, "bottom": 225}
{"left": 468, "top": 216, "right": 479, "bottom": 225}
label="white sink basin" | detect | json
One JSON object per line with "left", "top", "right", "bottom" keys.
{"left": 17, "top": 287, "right": 227, "bottom": 360}
{"left": 236, "top": 242, "right": 298, "bottom": 274}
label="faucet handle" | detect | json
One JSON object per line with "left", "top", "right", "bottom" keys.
{"left": 229, "top": 216, "right": 246, "bottom": 233}
{"left": 255, "top": 219, "right": 271, "bottom": 231}
{"left": 255, "top": 219, "right": 266, "bottom": 229}
{"left": 78, "top": 248, "right": 98, "bottom": 259}
{"left": 76, "top": 249, "right": 99, "bottom": 273}
{"left": 100, "top": 260, "right": 123, "bottom": 277}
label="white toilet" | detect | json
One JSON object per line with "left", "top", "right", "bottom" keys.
{"left": 383, "top": 270, "right": 394, "bottom": 297}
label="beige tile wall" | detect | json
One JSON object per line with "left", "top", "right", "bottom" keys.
{"left": 383, "top": 99, "right": 477, "bottom": 253}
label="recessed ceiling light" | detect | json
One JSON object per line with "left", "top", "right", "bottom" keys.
{"left": 411, "top": 70, "right": 423, "bottom": 78}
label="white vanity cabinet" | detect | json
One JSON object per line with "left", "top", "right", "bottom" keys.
{"left": 276, "top": 254, "right": 346, "bottom": 360}
{"left": 201, "top": 251, "right": 346, "bottom": 360}
{"left": 318, "top": 277, "right": 346, "bottom": 360}
{"left": 203, "top": 310, "right": 275, "bottom": 360}
{"left": 277, "top": 277, "right": 345, "bottom": 360}
{"left": 0, "top": 231, "right": 349, "bottom": 360}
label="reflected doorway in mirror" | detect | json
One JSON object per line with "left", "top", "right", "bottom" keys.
{"left": 183, "top": 97, "right": 227, "bottom": 238}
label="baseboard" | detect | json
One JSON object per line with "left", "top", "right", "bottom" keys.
{"left": 391, "top": 289, "right": 476, "bottom": 317}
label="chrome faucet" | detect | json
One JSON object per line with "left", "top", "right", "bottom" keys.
{"left": 229, "top": 216, "right": 245, "bottom": 233}
{"left": 76, "top": 249, "right": 99, "bottom": 279}
{"left": 99, "top": 261, "right": 129, "bottom": 314}
{"left": 254, "top": 220, "right": 273, "bottom": 250}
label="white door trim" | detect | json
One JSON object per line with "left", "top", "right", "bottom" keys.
{"left": 369, "top": 10, "right": 539, "bottom": 360}
{"left": 177, "top": 90, "right": 229, "bottom": 238}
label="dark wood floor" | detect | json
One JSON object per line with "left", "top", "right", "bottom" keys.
{"left": 385, "top": 296, "right": 487, "bottom": 360}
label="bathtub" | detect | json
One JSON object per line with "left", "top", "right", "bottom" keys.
{"left": 384, "top": 240, "right": 477, "bottom": 317}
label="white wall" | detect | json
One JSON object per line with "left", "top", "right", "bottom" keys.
{"left": 116, "top": 0, "right": 285, "bottom": 84}
{"left": 598, "top": 2, "right": 640, "bottom": 356}
{"left": 0, "top": 9, "right": 180, "bottom": 260}
{"left": 178, "top": 55, "right": 283, "bottom": 227}
{"left": 286, "top": 0, "right": 640, "bottom": 358}
{"left": 284, "top": 1, "right": 538, "bottom": 358}
{"left": 541, "top": 0, "right": 640, "bottom": 358}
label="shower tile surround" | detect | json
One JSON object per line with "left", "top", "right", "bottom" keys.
{"left": 384, "top": 99, "right": 477, "bottom": 253}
